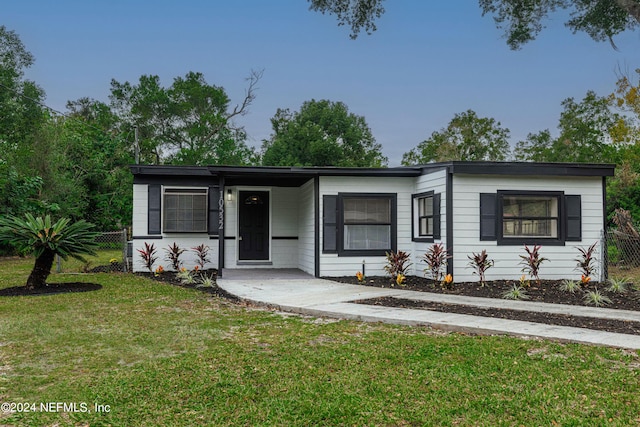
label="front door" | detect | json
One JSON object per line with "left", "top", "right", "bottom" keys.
{"left": 238, "top": 191, "right": 269, "bottom": 260}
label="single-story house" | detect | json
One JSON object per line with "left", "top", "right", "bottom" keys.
{"left": 130, "top": 162, "right": 615, "bottom": 281}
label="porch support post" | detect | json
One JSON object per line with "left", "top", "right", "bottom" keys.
{"left": 218, "top": 175, "right": 225, "bottom": 278}
{"left": 446, "top": 166, "right": 454, "bottom": 277}
{"left": 314, "top": 176, "right": 320, "bottom": 278}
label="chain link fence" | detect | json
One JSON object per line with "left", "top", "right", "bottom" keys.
{"left": 602, "top": 227, "right": 640, "bottom": 279}
{"left": 55, "top": 229, "right": 129, "bottom": 273}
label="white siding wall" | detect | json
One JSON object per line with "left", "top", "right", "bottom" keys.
{"left": 297, "top": 179, "right": 316, "bottom": 275}
{"left": 133, "top": 236, "right": 219, "bottom": 272}
{"left": 223, "top": 188, "right": 237, "bottom": 269}
{"left": 411, "top": 169, "right": 447, "bottom": 276}
{"left": 271, "top": 187, "right": 299, "bottom": 268}
{"left": 319, "top": 176, "right": 414, "bottom": 277}
{"left": 451, "top": 175, "right": 604, "bottom": 282}
{"left": 132, "top": 184, "right": 148, "bottom": 238}
{"left": 131, "top": 184, "right": 219, "bottom": 272}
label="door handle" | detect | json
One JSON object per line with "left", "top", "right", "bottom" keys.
{"left": 238, "top": 236, "right": 243, "bottom": 241}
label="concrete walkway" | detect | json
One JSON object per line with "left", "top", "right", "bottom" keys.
{"left": 217, "top": 269, "right": 640, "bottom": 350}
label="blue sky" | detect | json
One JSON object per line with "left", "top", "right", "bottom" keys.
{"left": 5, "top": 1, "right": 639, "bottom": 165}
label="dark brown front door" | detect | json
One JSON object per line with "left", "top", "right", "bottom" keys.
{"left": 238, "top": 191, "right": 269, "bottom": 260}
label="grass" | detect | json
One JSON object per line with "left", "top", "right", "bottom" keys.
{"left": 55, "top": 248, "right": 124, "bottom": 273}
{"left": 1, "top": 258, "right": 640, "bottom": 426}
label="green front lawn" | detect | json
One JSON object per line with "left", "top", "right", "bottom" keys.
{"left": 1, "top": 257, "right": 639, "bottom": 426}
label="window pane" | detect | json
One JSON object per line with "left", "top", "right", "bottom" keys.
{"left": 163, "top": 192, "right": 207, "bottom": 232}
{"left": 344, "top": 225, "right": 391, "bottom": 249}
{"left": 418, "top": 217, "right": 434, "bottom": 236}
{"left": 503, "top": 196, "right": 558, "bottom": 218}
{"left": 344, "top": 198, "right": 390, "bottom": 224}
{"left": 418, "top": 197, "right": 433, "bottom": 216}
{"left": 165, "top": 194, "right": 178, "bottom": 209}
{"left": 503, "top": 219, "right": 558, "bottom": 238}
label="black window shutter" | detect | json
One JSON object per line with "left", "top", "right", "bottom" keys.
{"left": 433, "top": 193, "right": 441, "bottom": 240}
{"left": 208, "top": 186, "right": 220, "bottom": 236}
{"left": 148, "top": 184, "right": 161, "bottom": 235}
{"left": 480, "top": 193, "right": 497, "bottom": 241}
{"left": 565, "top": 195, "right": 582, "bottom": 242}
{"left": 323, "top": 195, "right": 338, "bottom": 253}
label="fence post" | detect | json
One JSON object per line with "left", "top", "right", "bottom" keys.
{"left": 122, "top": 228, "right": 128, "bottom": 273}
{"left": 601, "top": 229, "right": 608, "bottom": 282}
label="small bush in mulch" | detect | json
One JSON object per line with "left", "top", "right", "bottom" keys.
{"left": 135, "top": 269, "right": 239, "bottom": 302}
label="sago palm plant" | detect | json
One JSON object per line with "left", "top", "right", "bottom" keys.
{"left": 0, "top": 214, "right": 99, "bottom": 289}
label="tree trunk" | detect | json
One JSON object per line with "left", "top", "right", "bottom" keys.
{"left": 26, "top": 248, "right": 55, "bottom": 289}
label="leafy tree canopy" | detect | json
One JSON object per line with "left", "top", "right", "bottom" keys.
{"left": 261, "top": 99, "right": 388, "bottom": 167}
{"left": 309, "top": 0, "right": 640, "bottom": 49}
{"left": 513, "top": 90, "right": 629, "bottom": 163}
{"left": 402, "top": 110, "right": 511, "bottom": 165}
{"left": 109, "top": 71, "right": 260, "bottom": 166}
{"left": 0, "top": 25, "right": 45, "bottom": 171}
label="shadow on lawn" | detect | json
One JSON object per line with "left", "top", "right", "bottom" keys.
{"left": 0, "top": 282, "right": 102, "bottom": 297}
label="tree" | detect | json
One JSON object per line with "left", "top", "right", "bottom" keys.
{"left": 308, "top": 0, "right": 385, "bottom": 39}
{"left": 480, "top": 0, "right": 640, "bottom": 49}
{"left": 261, "top": 99, "right": 388, "bottom": 167}
{"left": 0, "top": 214, "right": 99, "bottom": 289}
{"left": 109, "top": 71, "right": 260, "bottom": 166}
{"left": 605, "top": 69, "right": 640, "bottom": 223}
{"left": 514, "top": 91, "right": 626, "bottom": 163}
{"left": 402, "top": 110, "right": 511, "bottom": 165}
{"left": 309, "top": 1, "right": 640, "bottom": 49}
{"left": 610, "top": 68, "right": 640, "bottom": 142}
{"left": 60, "top": 98, "right": 134, "bottom": 229}
{"left": 0, "top": 25, "right": 45, "bottom": 180}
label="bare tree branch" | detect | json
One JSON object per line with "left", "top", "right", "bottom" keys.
{"left": 202, "top": 69, "right": 263, "bottom": 141}
{"left": 228, "top": 69, "right": 263, "bottom": 119}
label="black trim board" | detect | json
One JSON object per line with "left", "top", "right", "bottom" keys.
{"left": 314, "top": 176, "right": 320, "bottom": 278}
{"left": 446, "top": 168, "right": 454, "bottom": 276}
{"left": 132, "top": 235, "right": 163, "bottom": 240}
{"left": 218, "top": 175, "right": 225, "bottom": 275}
{"left": 602, "top": 175, "right": 608, "bottom": 280}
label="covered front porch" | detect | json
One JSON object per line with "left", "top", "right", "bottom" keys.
{"left": 216, "top": 167, "right": 318, "bottom": 277}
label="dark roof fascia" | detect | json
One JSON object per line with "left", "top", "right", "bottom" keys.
{"left": 129, "top": 165, "right": 212, "bottom": 177}
{"left": 207, "top": 165, "right": 422, "bottom": 178}
{"left": 416, "top": 161, "right": 615, "bottom": 177}
{"left": 130, "top": 162, "right": 615, "bottom": 180}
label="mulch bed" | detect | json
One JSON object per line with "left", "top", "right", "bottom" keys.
{"left": 136, "top": 269, "right": 240, "bottom": 302}
{"left": 0, "top": 282, "right": 103, "bottom": 297}
{"left": 328, "top": 276, "right": 640, "bottom": 336}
